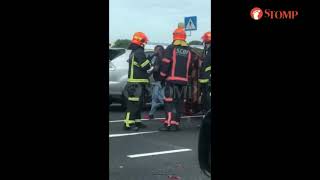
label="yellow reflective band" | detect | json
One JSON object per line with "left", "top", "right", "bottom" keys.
{"left": 135, "top": 119, "right": 141, "bottom": 123}
{"left": 129, "top": 55, "right": 149, "bottom": 83}
{"left": 133, "top": 61, "right": 140, "bottom": 67}
{"left": 199, "top": 79, "right": 209, "bottom": 83}
{"left": 141, "top": 59, "right": 150, "bottom": 68}
{"left": 205, "top": 66, "right": 211, "bottom": 72}
{"left": 124, "top": 112, "right": 135, "bottom": 127}
{"left": 128, "top": 79, "right": 149, "bottom": 83}
{"left": 130, "top": 56, "right": 135, "bottom": 79}
{"left": 128, "top": 97, "right": 139, "bottom": 101}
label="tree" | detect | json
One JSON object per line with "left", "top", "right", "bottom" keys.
{"left": 112, "top": 39, "right": 131, "bottom": 48}
{"left": 189, "top": 40, "right": 202, "bottom": 45}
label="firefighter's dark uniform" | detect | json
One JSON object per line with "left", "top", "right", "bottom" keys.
{"left": 199, "top": 45, "right": 211, "bottom": 112}
{"left": 160, "top": 41, "right": 194, "bottom": 130}
{"left": 124, "top": 43, "right": 152, "bottom": 129}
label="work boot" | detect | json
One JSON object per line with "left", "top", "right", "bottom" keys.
{"left": 159, "top": 120, "right": 180, "bottom": 131}
{"left": 170, "top": 120, "right": 180, "bottom": 131}
{"left": 123, "top": 123, "right": 141, "bottom": 131}
{"left": 144, "top": 114, "right": 154, "bottom": 120}
{"left": 159, "top": 123, "right": 170, "bottom": 131}
{"left": 148, "top": 114, "right": 154, "bottom": 120}
{"left": 123, "top": 123, "right": 133, "bottom": 130}
{"left": 135, "top": 122, "right": 147, "bottom": 129}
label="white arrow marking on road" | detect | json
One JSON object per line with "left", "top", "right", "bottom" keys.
{"left": 127, "top": 149, "right": 192, "bottom": 158}
{"left": 109, "top": 131, "right": 159, "bottom": 138}
{"left": 109, "top": 115, "right": 204, "bottom": 123}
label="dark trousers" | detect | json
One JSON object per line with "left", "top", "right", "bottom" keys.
{"left": 201, "top": 84, "right": 211, "bottom": 112}
{"left": 163, "top": 82, "right": 186, "bottom": 125}
{"left": 124, "top": 83, "right": 146, "bottom": 127}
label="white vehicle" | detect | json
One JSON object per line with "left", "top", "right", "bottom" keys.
{"left": 109, "top": 47, "right": 161, "bottom": 108}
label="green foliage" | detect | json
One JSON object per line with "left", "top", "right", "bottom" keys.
{"left": 188, "top": 40, "right": 202, "bottom": 45}
{"left": 112, "top": 39, "right": 131, "bottom": 48}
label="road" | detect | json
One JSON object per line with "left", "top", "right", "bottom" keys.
{"left": 109, "top": 104, "right": 210, "bottom": 180}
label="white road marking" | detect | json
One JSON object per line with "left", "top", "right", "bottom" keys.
{"left": 127, "top": 149, "right": 192, "bottom": 158}
{"left": 109, "top": 131, "right": 159, "bottom": 138}
{"left": 109, "top": 115, "right": 204, "bottom": 123}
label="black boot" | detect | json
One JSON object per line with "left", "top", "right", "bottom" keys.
{"left": 159, "top": 123, "right": 170, "bottom": 131}
{"left": 123, "top": 123, "right": 135, "bottom": 130}
{"left": 135, "top": 122, "right": 147, "bottom": 129}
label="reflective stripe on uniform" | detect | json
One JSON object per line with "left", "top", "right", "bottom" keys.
{"left": 141, "top": 59, "right": 150, "bottom": 68}
{"left": 167, "top": 48, "right": 191, "bottom": 82}
{"left": 130, "top": 56, "right": 135, "bottom": 79}
{"left": 128, "top": 97, "right": 139, "bottom": 101}
{"left": 124, "top": 112, "right": 135, "bottom": 127}
{"left": 166, "top": 76, "right": 188, "bottom": 82}
{"left": 205, "top": 66, "right": 211, "bottom": 72}
{"left": 129, "top": 55, "right": 149, "bottom": 83}
{"left": 128, "top": 79, "right": 149, "bottom": 83}
{"left": 199, "top": 79, "right": 209, "bottom": 83}
{"left": 164, "top": 97, "right": 173, "bottom": 102}
{"left": 160, "top": 72, "right": 167, "bottom": 76}
{"left": 133, "top": 61, "right": 140, "bottom": 67}
{"left": 162, "top": 58, "right": 170, "bottom": 63}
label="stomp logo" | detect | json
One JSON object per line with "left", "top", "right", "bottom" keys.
{"left": 250, "top": 7, "right": 299, "bottom": 20}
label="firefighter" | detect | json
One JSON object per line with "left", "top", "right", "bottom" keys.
{"left": 159, "top": 28, "right": 195, "bottom": 131}
{"left": 123, "top": 32, "right": 154, "bottom": 131}
{"left": 199, "top": 32, "right": 212, "bottom": 113}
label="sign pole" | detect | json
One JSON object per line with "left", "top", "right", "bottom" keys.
{"left": 184, "top": 16, "right": 197, "bottom": 37}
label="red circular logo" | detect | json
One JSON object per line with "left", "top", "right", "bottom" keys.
{"left": 250, "top": 7, "right": 263, "bottom": 20}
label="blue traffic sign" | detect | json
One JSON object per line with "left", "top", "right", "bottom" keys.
{"left": 184, "top": 16, "right": 197, "bottom": 31}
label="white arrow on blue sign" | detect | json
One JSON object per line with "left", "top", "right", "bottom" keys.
{"left": 184, "top": 16, "right": 197, "bottom": 31}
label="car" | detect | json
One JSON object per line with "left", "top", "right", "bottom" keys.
{"left": 108, "top": 45, "right": 205, "bottom": 113}
{"left": 198, "top": 109, "right": 212, "bottom": 176}
{"left": 109, "top": 47, "right": 156, "bottom": 109}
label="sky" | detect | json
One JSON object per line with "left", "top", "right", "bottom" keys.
{"left": 109, "top": 0, "right": 211, "bottom": 44}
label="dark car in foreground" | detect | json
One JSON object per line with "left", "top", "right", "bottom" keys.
{"left": 198, "top": 109, "right": 212, "bottom": 176}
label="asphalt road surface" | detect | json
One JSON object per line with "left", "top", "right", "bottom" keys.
{"left": 109, "top": 104, "right": 210, "bottom": 180}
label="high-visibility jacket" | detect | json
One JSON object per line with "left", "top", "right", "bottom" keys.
{"left": 127, "top": 43, "right": 152, "bottom": 83}
{"left": 160, "top": 43, "right": 194, "bottom": 85}
{"left": 199, "top": 46, "right": 211, "bottom": 84}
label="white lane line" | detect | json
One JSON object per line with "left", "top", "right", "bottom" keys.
{"left": 109, "top": 131, "right": 159, "bottom": 138}
{"left": 127, "top": 149, "right": 192, "bottom": 158}
{"left": 109, "top": 115, "right": 204, "bottom": 123}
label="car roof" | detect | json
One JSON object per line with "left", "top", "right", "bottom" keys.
{"left": 109, "top": 48, "right": 126, "bottom": 50}
{"left": 144, "top": 44, "right": 168, "bottom": 51}
{"left": 189, "top": 45, "right": 204, "bottom": 49}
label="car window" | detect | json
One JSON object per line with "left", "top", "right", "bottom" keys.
{"left": 109, "top": 49, "right": 125, "bottom": 61}
{"left": 145, "top": 51, "right": 154, "bottom": 60}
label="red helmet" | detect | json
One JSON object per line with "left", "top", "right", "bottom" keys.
{"left": 201, "top": 32, "right": 211, "bottom": 43}
{"left": 131, "top": 32, "right": 149, "bottom": 46}
{"left": 173, "top": 28, "right": 186, "bottom": 41}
